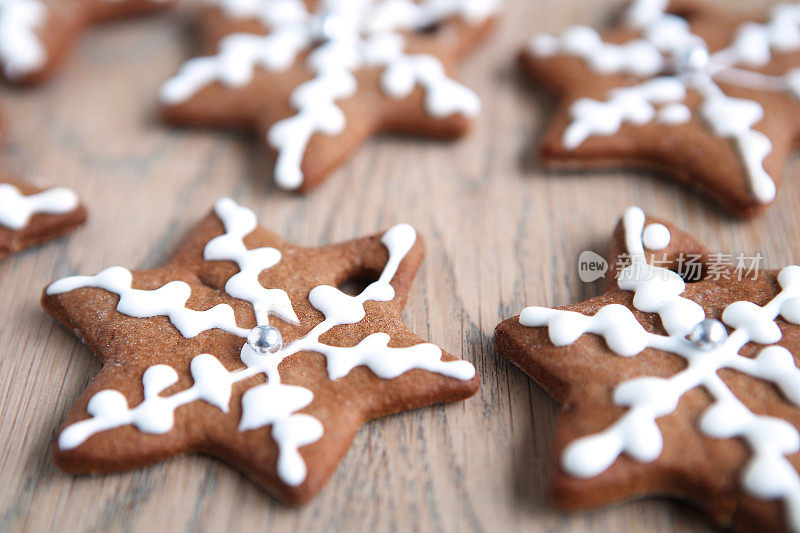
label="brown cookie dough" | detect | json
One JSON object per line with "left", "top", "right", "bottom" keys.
{"left": 0, "top": 0, "right": 175, "bottom": 85}
{"left": 0, "top": 177, "right": 86, "bottom": 260}
{"left": 496, "top": 206, "right": 800, "bottom": 532}
{"left": 519, "top": 0, "right": 800, "bottom": 217}
{"left": 42, "top": 197, "right": 479, "bottom": 504}
{"left": 159, "top": 0, "right": 499, "bottom": 192}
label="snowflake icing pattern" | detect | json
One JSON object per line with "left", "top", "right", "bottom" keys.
{"left": 48, "top": 198, "right": 475, "bottom": 489}
{"left": 529, "top": 0, "right": 800, "bottom": 205}
{"left": 160, "top": 0, "right": 499, "bottom": 190}
{"left": 520, "top": 206, "right": 800, "bottom": 531}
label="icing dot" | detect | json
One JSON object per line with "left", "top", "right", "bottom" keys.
{"left": 657, "top": 102, "right": 691, "bottom": 125}
{"left": 676, "top": 45, "right": 709, "bottom": 74}
{"left": 642, "top": 223, "right": 671, "bottom": 250}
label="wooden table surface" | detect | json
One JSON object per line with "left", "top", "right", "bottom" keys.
{"left": 1, "top": 0, "right": 798, "bottom": 531}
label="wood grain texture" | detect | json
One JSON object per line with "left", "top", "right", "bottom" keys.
{"left": 0, "top": 0, "right": 797, "bottom": 531}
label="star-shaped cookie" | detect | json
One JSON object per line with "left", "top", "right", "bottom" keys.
{"left": 0, "top": 177, "right": 86, "bottom": 259}
{"left": 495, "top": 206, "right": 800, "bottom": 532}
{"left": 520, "top": 0, "right": 800, "bottom": 217}
{"left": 42, "top": 197, "right": 478, "bottom": 504}
{"left": 0, "top": 0, "right": 174, "bottom": 84}
{"left": 159, "top": 0, "right": 499, "bottom": 192}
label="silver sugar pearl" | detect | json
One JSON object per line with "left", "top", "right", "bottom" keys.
{"left": 247, "top": 325, "right": 283, "bottom": 355}
{"left": 688, "top": 319, "right": 728, "bottom": 351}
{"left": 318, "top": 10, "right": 348, "bottom": 40}
{"left": 677, "top": 45, "right": 710, "bottom": 74}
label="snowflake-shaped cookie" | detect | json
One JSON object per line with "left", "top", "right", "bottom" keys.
{"left": 521, "top": 0, "right": 800, "bottom": 216}
{"left": 159, "top": 0, "right": 499, "bottom": 192}
{"left": 496, "top": 206, "right": 800, "bottom": 531}
{"left": 43, "top": 197, "right": 478, "bottom": 504}
{"left": 0, "top": 0, "right": 173, "bottom": 84}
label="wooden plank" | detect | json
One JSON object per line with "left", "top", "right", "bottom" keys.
{"left": 0, "top": 0, "right": 792, "bottom": 531}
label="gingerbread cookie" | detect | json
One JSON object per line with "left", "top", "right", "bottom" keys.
{"left": 0, "top": 177, "right": 86, "bottom": 259}
{"left": 42, "top": 198, "right": 478, "bottom": 504}
{"left": 0, "top": 0, "right": 174, "bottom": 84}
{"left": 159, "top": 0, "right": 499, "bottom": 192}
{"left": 520, "top": 0, "right": 800, "bottom": 217}
{"left": 495, "top": 206, "right": 800, "bottom": 531}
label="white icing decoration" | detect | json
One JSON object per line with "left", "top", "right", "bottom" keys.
{"left": 528, "top": 0, "right": 800, "bottom": 204}
{"left": 530, "top": 26, "right": 664, "bottom": 78}
{"left": 51, "top": 198, "right": 474, "bottom": 487}
{"left": 562, "top": 77, "right": 686, "bottom": 149}
{"left": 0, "top": 0, "right": 169, "bottom": 80}
{"left": 657, "top": 102, "right": 691, "bottom": 125}
{"left": 698, "top": 89, "right": 776, "bottom": 202}
{"left": 642, "top": 222, "right": 670, "bottom": 250}
{"left": 47, "top": 266, "right": 249, "bottom": 338}
{"left": 787, "top": 68, "right": 800, "bottom": 99}
{"left": 0, "top": 183, "right": 79, "bottom": 231}
{"left": 0, "top": 0, "right": 46, "bottom": 80}
{"left": 625, "top": 0, "right": 668, "bottom": 29}
{"left": 160, "top": 0, "right": 498, "bottom": 190}
{"left": 203, "top": 198, "right": 300, "bottom": 326}
{"left": 520, "top": 206, "right": 800, "bottom": 532}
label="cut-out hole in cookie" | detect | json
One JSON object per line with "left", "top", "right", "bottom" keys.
{"left": 417, "top": 22, "right": 442, "bottom": 35}
{"left": 338, "top": 275, "right": 380, "bottom": 296}
{"left": 670, "top": 8, "right": 697, "bottom": 20}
